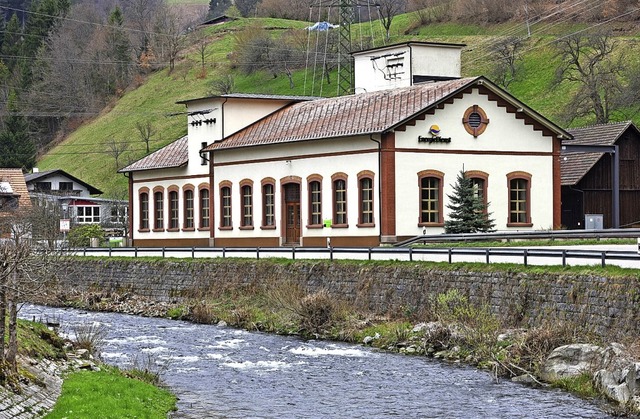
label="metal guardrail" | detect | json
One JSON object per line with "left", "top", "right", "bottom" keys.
{"left": 395, "top": 228, "right": 640, "bottom": 247}
{"left": 68, "top": 245, "right": 640, "bottom": 268}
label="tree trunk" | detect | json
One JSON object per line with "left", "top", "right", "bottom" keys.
{"left": 5, "top": 269, "right": 17, "bottom": 374}
{"left": 0, "top": 277, "right": 5, "bottom": 363}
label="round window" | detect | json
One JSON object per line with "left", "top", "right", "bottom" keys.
{"left": 463, "top": 105, "right": 489, "bottom": 137}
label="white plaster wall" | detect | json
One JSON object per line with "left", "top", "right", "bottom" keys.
{"left": 353, "top": 43, "right": 462, "bottom": 93}
{"left": 393, "top": 89, "right": 556, "bottom": 236}
{"left": 27, "top": 174, "right": 91, "bottom": 196}
{"left": 212, "top": 137, "right": 380, "bottom": 241}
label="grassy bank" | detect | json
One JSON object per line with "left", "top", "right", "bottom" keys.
{"left": 46, "top": 366, "right": 176, "bottom": 419}
{"left": 1, "top": 318, "right": 176, "bottom": 418}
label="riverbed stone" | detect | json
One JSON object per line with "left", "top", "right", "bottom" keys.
{"left": 540, "top": 344, "right": 605, "bottom": 382}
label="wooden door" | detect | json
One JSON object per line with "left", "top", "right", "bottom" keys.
{"left": 286, "top": 202, "right": 301, "bottom": 244}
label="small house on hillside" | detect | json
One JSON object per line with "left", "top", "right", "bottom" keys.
{"left": 0, "top": 168, "right": 30, "bottom": 237}
{"left": 561, "top": 121, "right": 640, "bottom": 229}
{"left": 25, "top": 169, "right": 127, "bottom": 233}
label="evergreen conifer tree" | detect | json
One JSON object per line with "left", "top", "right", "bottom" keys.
{"left": 444, "top": 170, "right": 495, "bottom": 234}
{"left": 0, "top": 91, "right": 36, "bottom": 171}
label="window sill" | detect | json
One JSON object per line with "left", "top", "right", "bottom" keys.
{"left": 418, "top": 222, "right": 444, "bottom": 227}
{"left": 182, "top": 228, "right": 195, "bottom": 232}
{"left": 198, "top": 227, "right": 210, "bottom": 231}
{"left": 356, "top": 223, "right": 375, "bottom": 228}
{"left": 152, "top": 228, "right": 165, "bottom": 232}
{"left": 332, "top": 224, "right": 348, "bottom": 229}
{"left": 167, "top": 228, "right": 180, "bottom": 232}
{"left": 507, "top": 222, "right": 533, "bottom": 228}
{"left": 306, "top": 224, "right": 323, "bottom": 229}
{"left": 138, "top": 228, "right": 150, "bottom": 233}
{"left": 261, "top": 225, "right": 277, "bottom": 230}
{"left": 218, "top": 226, "right": 233, "bottom": 231}
{"left": 239, "top": 226, "right": 255, "bottom": 230}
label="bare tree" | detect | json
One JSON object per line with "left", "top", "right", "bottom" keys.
{"left": 490, "top": 37, "right": 524, "bottom": 90}
{"left": 193, "top": 30, "right": 210, "bottom": 70}
{"left": 554, "top": 32, "right": 625, "bottom": 124}
{"left": 0, "top": 205, "right": 61, "bottom": 377}
{"left": 106, "top": 138, "right": 130, "bottom": 169}
{"left": 136, "top": 120, "right": 156, "bottom": 154}
{"left": 153, "top": 4, "right": 185, "bottom": 72}
{"left": 377, "top": 0, "right": 407, "bottom": 41}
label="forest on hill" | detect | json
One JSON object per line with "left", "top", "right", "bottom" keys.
{"left": 0, "top": 0, "right": 639, "bottom": 197}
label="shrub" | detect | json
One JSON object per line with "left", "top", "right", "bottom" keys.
{"left": 68, "top": 224, "right": 105, "bottom": 247}
{"left": 297, "top": 290, "right": 336, "bottom": 336}
{"left": 72, "top": 322, "right": 108, "bottom": 356}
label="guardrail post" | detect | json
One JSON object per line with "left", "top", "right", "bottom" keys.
{"left": 223, "top": 247, "right": 226, "bottom": 258}
{"left": 562, "top": 250, "right": 567, "bottom": 267}
{"left": 292, "top": 247, "right": 296, "bottom": 260}
{"left": 409, "top": 247, "right": 413, "bottom": 262}
{"left": 257, "top": 247, "right": 260, "bottom": 260}
{"left": 330, "top": 246, "right": 333, "bottom": 261}
{"left": 523, "top": 249, "right": 528, "bottom": 267}
{"left": 601, "top": 252, "right": 606, "bottom": 268}
{"left": 485, "top": 248, "right": 490, "bottom": 264}
{"left": 162, "top": 247, "right": 165, "bottom": 258}
{"left": 448, "top": 248, "right": 452, "bottom": 264}
{"left": 192, "top": 247, "right": 195, "bottom": 259}
{"left": 368, "top": 247, "right": 372, "bottom": 260}
{"left": 109, "top": 247, "right": 112, "bottom": 257}
{"left": 134, "top": 247, "right": 138, "bottom": 258}
{"left": 83, "top": 247, "right": 86, "bottom": 257}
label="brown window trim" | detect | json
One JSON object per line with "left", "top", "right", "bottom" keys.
{"left": 138, "top": 228, "right": 150, "bottom": 233}
{"left": 260, "top": 225, "right": 277, "bottom": 230}
{"left": 183, "top": 184, "right": 195, "bottom": 231}
{"left": 332, "top": 172, "right": 348, "bottom": 227}
{"left": 240, "top": 179, "right": 253, "bottom": 228}
{"left": 506, "top": 171, "right": 532, "bottom": 227}
{"left": 168, "top": 187, "right": 180, "bottom": 230}
{"left": 219, "top": 181, "right": 233, "bottom": 229}
{"left": 357, "top": 171, "right": 375, "bottom": 227}
{"left": 417, "top": 170, "right": 444, "bottom": 226}
{"left": 218, "top": 226, "right": 233, "bottom": 231}
{"left": 465, "top": 170, "right": 489, "bottom": 210}
{"left": 182, "top": 227, "right": 196, "bottom": 232}
{"left": 331, "top": 224, "right": 349, "bottom": 229}
{"left": 152, "top": 187, "right": 164, "bottom": 231}
{"left": 139, "top": 187, "right": 150, "bottom": 231}
{"left": 261, "top": 178, "right": 276, "bottom": 228}
{"left": 198, "top": 183, "right": 211, "bottom": 230}
{"left": 307, "top": 174, "right": 323, "bottom": 228}
{"left": 239, "top": 226, "right": 255, "bottom": 231}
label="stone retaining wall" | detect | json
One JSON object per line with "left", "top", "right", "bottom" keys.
{"left": 48, "top": 259, "right": 640, "bottom": 339}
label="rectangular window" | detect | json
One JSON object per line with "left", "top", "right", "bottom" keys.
{"left": 140, "top": 193, "right": 149, "bottom": 229}
{"left": 110, "top": 206, "right": 126, "bottom": 223}
{"left": 184, "top": 190, "right": 194, "bottom": 229}
{"left": 471, "top": 178, "right": 485, "bottom": 203}
{"left": 154, "top": 191, "right": 164, "bottom": 229}
{"left": 420, "top": 177, "right": 440, "bottom": 223}
{"left": 169, "top": 191, "right": 179, "bottom": 229}
{"left": 509, "top": 179, "right": 528, "bottom": 223}
{"left": 333, "top": 179, "right": 347, "bottom": 225}
{"left": 76, "top": 206, "right": 100, "bottom": 224}
{"left": 221, "top": 187, "right": 232, "bottom": 227}
{"left": 310, "top": 181, "right": 322, "bottom": 225}
{"left": 200, "top": 189, "right": 210, "bottom": 228}
{"left": 241, "top": 185, "right": 253, "bottom": 227}
{"left": 35, "top": 182, "right": 51, "bottom": 191}
{"left": 359, "top": 178, "right": 373, "bottom": 225}
{"left": 263, "top": 184, "right": 275, "bottom": 226}
{"left": 59, "top": 182, "right": 73, "bottom": 191}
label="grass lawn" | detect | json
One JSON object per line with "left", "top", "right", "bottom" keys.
{"left": 45, "top": 367, "right": 176, "bottom": 419}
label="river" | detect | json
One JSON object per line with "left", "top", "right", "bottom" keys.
{"left": 20, "top": 304, "right": 611, "bottom": 418}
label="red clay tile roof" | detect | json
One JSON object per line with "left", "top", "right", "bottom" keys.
{"left": 206, "top": 77, "right": 480, "bottom": 151}
{"left": 119, "top": 136, "right": 188, "bottom": 173}
{"left": 561, "top": 121, "right": 632, "bottom": 186}
{"left": 0, "top": 168, "right": 31, "bottom": 209}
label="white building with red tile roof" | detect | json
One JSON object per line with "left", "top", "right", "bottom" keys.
{"left": 121, "top": 42, "right": 570, "bottom": 247}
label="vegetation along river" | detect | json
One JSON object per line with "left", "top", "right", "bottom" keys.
{"left": 21, "top": 304, "right": 612, "bottom": 418}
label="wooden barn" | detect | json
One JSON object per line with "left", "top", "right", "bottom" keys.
{"left": 561, "top": 121, "right": 640, "bottom": 229}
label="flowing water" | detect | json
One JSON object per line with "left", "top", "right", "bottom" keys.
{"left": 21, "top": 305, "right": 611, "bottom": 419}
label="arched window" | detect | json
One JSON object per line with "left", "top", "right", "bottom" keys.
{"left": 358, "top": 171, "right": 374, "bottom": 227}
{"left": 332, "top": 173, "right": 348, "bottom": 227}
{"left": 307, "top": 175, "right": 322, "bottom": 227}
{"left": 139, "top": 190, "right": 149, "bottom": 231}
{"left": 240, "top": 180, "right": 253, "bottom": 228}
{"left": 183, "top": 188, "right": 194, "bottom": 230}
{"left": 507, "top": 172, "right": 532, "bottom": 226}
{"left": 219, "top": 182, "right": 232, "bottom": 229}
{"left": 168, "top": 189, "right": 179, "bottom": 230}
{"left": 199, "top": 187, "right": 210, "bottom": 229}
{"left": 418, "top": 170, "right": 444, "bottom": 226}
{"left": 153, "top": 189, "right": 164, "bottom": 230}
{"left": 262, "top": 180, "right": 275, "bottom": 228}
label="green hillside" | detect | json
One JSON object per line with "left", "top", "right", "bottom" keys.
{"left": 36, "top": 15, "right": 640, "bottom": 198}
